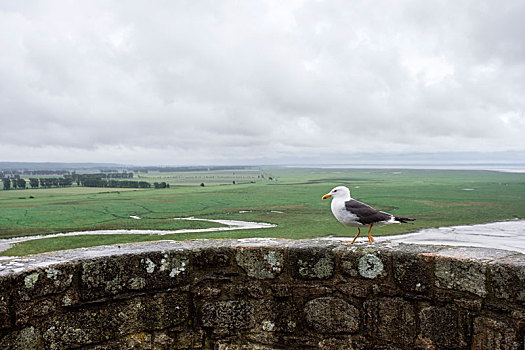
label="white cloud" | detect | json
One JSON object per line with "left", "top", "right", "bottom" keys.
{"left": 0, "top": 0, "right": 524, "bottom": 165}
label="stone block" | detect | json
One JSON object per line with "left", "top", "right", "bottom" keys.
{"left": 14, "top": 263, "right": 76, "bottom": 301}
{"left": 42, "top": 293, "right": 189, "bottom": 348}
{"left": 193, "top": 246, "right": 234, "bottom": 269}
{"left": 337, "top": 280, "right": 371, "bottom": 298}
{"left": 472, "top": 317, "right": 521, "bottom": 350}
{"left": 80, "top": 255, "right": 133, "bottom": 300}
{"left": 392, "top": 248, "right": 434, "bottom": 295}
{"left": 432, "top": 247, "right": 511, "bottom": 298}
{"left": 434, "top": 256, "right": 487, "bottom": 297}
{"left": 304, "top": 297, "right": 359, "bottom": 333}
{"left": 16, "top": 297, "right": 60, "bottom": 326}
{"left": 80, "top": 251, "right": 190, "bottom": 300}
{"left": 0, "top": 326, "right": 44, "bottom": 350}
{"left": 290, "top": 245, "right": 334, "bottom": 280}
{"left": 490, "top": 255, "right": 525, "bottom": 302}
{"left": 201, "top": 301, "right": 255, "bottom": 330}
{"left": 171, "top": 329, "right": 205, "bottom": 349}
{"left": 363, "top": 297, "right": 416, "bottom": 346}
{"left": 236, "top": 247, "right": 284, "bottom": 279}
{"left": 251, "top": 300, "right": 301, "bottom": 334}
{"left": 419, "top": 305, "right": 470, "bottom": 349}
{"left": 339, "top": 247, "right": 389, "bottom": 280}
{"left": 0, "top": 280, "right": 11, "bottom": 329}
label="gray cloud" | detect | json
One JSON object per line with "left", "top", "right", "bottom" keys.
{"left": 1, "top": 0, "right": 524, "bottom": 164}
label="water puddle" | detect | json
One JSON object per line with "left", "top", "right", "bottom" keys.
{"left": 323, "top": 220, "right": 525, "bottom": 254}
{"left": 0, "top": 217, "right": 276, "bottom": 254}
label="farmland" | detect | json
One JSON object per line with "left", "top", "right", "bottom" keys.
{"left": 1, "top": 167, "right": 524, "bottom": 256}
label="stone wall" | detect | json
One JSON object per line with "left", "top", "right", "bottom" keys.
{"left": 0, "top": 239, "right": 523, "bottom": 349}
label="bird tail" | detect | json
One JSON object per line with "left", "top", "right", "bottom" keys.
{"left": 394, "top": 216, "right": 415, "bottom": 223}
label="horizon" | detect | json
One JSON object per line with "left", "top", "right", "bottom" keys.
{"left": 1, "top": 156, "right": 525, "bottom": 171}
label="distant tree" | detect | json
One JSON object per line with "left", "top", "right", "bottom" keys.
{"left": 200, "top": 182, "right": 205, "bottom": 187}
{"left": 39, "top": 178, "right": 51, "bottom": 188}
{"left": 232, "top": 181, "right": 236, "bottom": 185}
{"left": 29, "top": 178, "right": 39, "bottom": 188}
{"left": 17, "top": 178, "right": 26, "bottom": 189}
{"left": 58, "top": 177, "right": 73, "bottom": 187}
{"left": 138, "top": 181, "right": 151, "bottom": 188}
{"left": 3, "top": 178, "right": 10, "bottom": 190}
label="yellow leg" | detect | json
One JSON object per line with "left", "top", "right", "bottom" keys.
{"left": 367, "top": 224, "right": 375, "bottom": 244}
{"left": 342, "top": 227, "right": 361, "bottom": 245}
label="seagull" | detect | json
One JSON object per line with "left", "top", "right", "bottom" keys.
{"left": 322, "top": 186, "right": 415, "bottom": 245}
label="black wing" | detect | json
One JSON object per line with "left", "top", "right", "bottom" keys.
{"left": 344, "top": 199, "right": 392, "bottom": 225}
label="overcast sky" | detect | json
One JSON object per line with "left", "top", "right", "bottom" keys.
{"left": 1, "top": 0, "right": 524, "bottom": 165}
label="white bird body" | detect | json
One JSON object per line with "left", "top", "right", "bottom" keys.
{"left": 331, "top": 196, "right": 359, "bottom": 226}
{"left": 322, "top": 186, "right": 415, "bottom": 245}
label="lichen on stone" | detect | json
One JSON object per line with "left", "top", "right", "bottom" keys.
{"left": 264, "top": 250, "right": 282, "bottom": 273}
{"left": 358, "top": 254, "right": 384, "bottom": 279}
{"left": 297, "top": 256, "right": 334, "bottom": 279}
{"left": 160, "top": 254, "right": 170, "bottom": 272}
{"left": 142, "top": 258, "right": 156, "bottom": 274}
{"left": 236, "top": 248, "right": 284, "bottom": 279}
{"left": 45, "top": 268, "right": 60, "bottom": 280}
{"left": 435, "top": 258, "right": 487, "bottom": 297}
{"left": 262, "top": 320, "right": 275, "bottom": 332}
{"left": 170, "top": 260, "right": 186, "bottom": 277}
{"left": 128, "top": 277, "right": 146, "bottom": 290}
{"left": 313, "top": 257, "right": 333, "bottom": 278}
{"left": 24, "top": 272, "right": 39, "bottom": 289}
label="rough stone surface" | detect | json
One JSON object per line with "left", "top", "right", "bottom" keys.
{"left": 289, "top": 244, "right": 335, "bottom": 279}
{"left": 80, "top": 251, "right": 190, "bottom": 300}
{"left": 364, "top": 297, "right": 416, "bottom": 346}
{"left": 304, "top": 297, "right": 359, "bottom": 333}
{"left": 392, "top": 247, "right": 436, "bottom": 295}
{"left": 14, "top": 263, "right": 75, "bottom": 301}
{"left": 201, "top": 301, "right": 255, "bottom": 330}
{"left": 472, "top": 317, "right": 521, "bottom": 350}
{"left": 434, "top": 256, "right": 487, "bottom": 297}
{"left": 419, "top": 305, "right": 471, "bottom": 349}
{"left": 235, "top": 248, "right": 284, "bottom": 279}
{"left": 339, "top": 246, "right": 389, "bottom": 280}
{"left": 490, "top": 255, "right": 525, "bottom": 302}
{"left": 41, "top": 293, "right": 189, "bottom": 348}
{"left": 0, "top": 277, "right": 11, "bottom": 329}
{"left": 0, "top": 239, "right": 523, "bottom": 349}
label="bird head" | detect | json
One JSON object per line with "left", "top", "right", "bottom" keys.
{"left": 322, "top": 186, "right": 351, "bottom": 200}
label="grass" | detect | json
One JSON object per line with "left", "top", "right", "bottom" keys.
{"left": 134, "top": 168, "right": 266, "bottom": 185}
{"left": 1, "top": 167, "right": 524, "bottom": 256}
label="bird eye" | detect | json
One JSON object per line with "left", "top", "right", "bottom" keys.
{"left": 333, "top": 190, "right": 337, "bottom": 192}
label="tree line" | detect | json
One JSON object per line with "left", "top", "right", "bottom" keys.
{"left": 2, "top": 175, "right": 167, "bottom": 190}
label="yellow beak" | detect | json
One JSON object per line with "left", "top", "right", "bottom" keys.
{"left": 322, "top": 194, "right": 331, "bottom": 200}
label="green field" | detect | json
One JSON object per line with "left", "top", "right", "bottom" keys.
{"left": 1, "top": 167, "right": 524, "bottom": 256}
{"left": 134, "top": 168, "right": 266, "bottom": 185}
